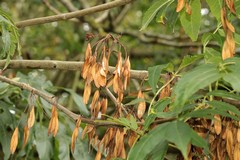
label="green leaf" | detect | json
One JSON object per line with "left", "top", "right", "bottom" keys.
{"left": 173, "top": 64, "right": 221, "bottom": 110}
{"left": 206, "top": 0, "right": 222, "bottom": 20}
{"left": 178, "top": 54, "right": 203, "bottom": 71}
{"left": 209, "top": 101, "right": 240, "bottom": 119}
{"left": 181, "top": 108, "right": 215, "bottom": 119}
{"left": 165, "top": 121, "right": 208, "bottom": 159}
{"left": 208, "top": 90, "right": 240, "bottom": 101}
{"left": 234, "top": 33, "right": 240, "bottom": 47}
{"left": 140, "top": 0, "right": 174, "bottom": 30}
{"left": 204, "top": 47, "right": 222, "bottom": 64}
{"left": 155, "top": 111, "right": 177, "bottom": 118}
{"left": 144, "top": 98, "right": 171, "bottom": 130}
{"left": 128, "top": 121, "right": 208, "bottom": 160}
{"left": 71, "top": 92, "right": 90, "bottom": 116}
{"left": 57, "top": 136, "right": 70, "bottom": 160}
{"left": 236, "top": 1, "right": 240, "bottom": 18}
{"left": 128, "top": 123, "right": 169, "bottom": 160}
{"left": 148, "top": 64, "right": 171, "bottom": 94}
{"left": 125, "top": 98, "right": 144, "bottom": 106}
{"left": 0, "top": 119, "right": 11, "bottom": 160}
{"left": 35, "top": 124, "right": 53, "bottom": 160}
{"left": 221, "top": 58, "right": 240, "bottom": 92}
{"left": 179, "top": 0, "right": 201, "bottom": 41}
{"left": 63, "top": 88, "right": 90, "bottom": 116}
{"left": 146, "top": 140, "right": 168, "bottom": 160}
{"left": 72, "top": 137, "right": 95, "bottom": 160}
{"left": 1, "top": 23, "right": 11, "bottom": 57}
{"left": 129, "top": 115, "right": 138, "bottom": 130}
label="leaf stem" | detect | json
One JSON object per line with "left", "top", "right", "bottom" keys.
{"left": 147, "top": 72, "right": 178, "bottom": 115}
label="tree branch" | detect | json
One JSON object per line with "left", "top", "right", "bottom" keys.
{"left": 115, "top": 30, "right": 219, "bottom": 48}
{"left": 0, "top": 75, "right": 175, "bottom": 127}
{"left": 0, "top": 60, "right": 148, "bottom": 80}
{"left": 16, "top": 0, "right": 135, "bottom": 28}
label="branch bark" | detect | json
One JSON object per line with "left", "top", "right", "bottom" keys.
{"left": 0, "top": 60, "right": 148, "bottom": 80}
{"left": 16, "top": 0, "right": 135, "bottom": 28}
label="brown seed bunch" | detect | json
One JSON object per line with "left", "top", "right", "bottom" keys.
{"left": 81, "top": 34, "right": 132, "bottom": 159}
{"left": 48, "top": 105, "right": 59, "bottom": 137}
{"left": 10, "top": 127, "right": 18, "bottom": 154}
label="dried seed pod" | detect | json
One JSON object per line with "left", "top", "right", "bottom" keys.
{"left": 176, "top": 0, "right": 185, "bottom": 12}
{"left": 123, "top": 56, "right": 131, "bottom": 90}
{"left": 113, "top": 74, "right": 119, "bottom": 94}
{"left": 159, "top": 82, "right": 171, "bottom": 99}
{"left": 71, "top": 127, "right": 79, "bottom": 153}
{"left": 237, "top": 128, "right": 240, "bottom": 143}
{"left": 185, "top": 2, "right": 192, "bottom": 15}
{"left": 83, "top": 82, "right": 91, "bottom": 104}
{"left": 27, "top": 106, "right": 35, "bottom": 129}
{"left": 234, "top": 142, "right": 240, "bottom": 160}
{"left": 90, "top": 90, "right": 100, "bottom": 113}
{"left": 225, "top": 0, "right": 236, "bottom": 14}
{"left": 226, "top": 129, "right": 234, "bottom": 160}
{"left": 128, "top": 131, "right": 138, "bottom": 147}
{"left": 10, "top": 127, "right": 18, "bottom": 154}
{"left": 52, "top": 116, "right": 59, "bottom": 137}
{"left": 48, "top": 105, "right": 59, "bottom": 137}
{"left": 137, "top": 90, "right": 146, "bottom": 119}
{"left": 95, "top": 150, "right": 101, "bottom": 160}
{"left": 214, "top": 115, "right": 222, "bottom": 135}
{"left": 101, "top": 98, "right": 108, "bottom": 119}
{"left": 23, "top": 125, "right": 30, "bottom": 147}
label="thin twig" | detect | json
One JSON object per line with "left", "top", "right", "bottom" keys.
{"left": 104, "top": 88, "right": 128, "bottom": 115}
{"left": 43, "top": 0, "right": 79, "bottom": 23}
{"left": 16, "top": 0, "right": 135, "bottom": 28}
{"left": 0, "top": 60, "right": 148, "bottom": 80}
